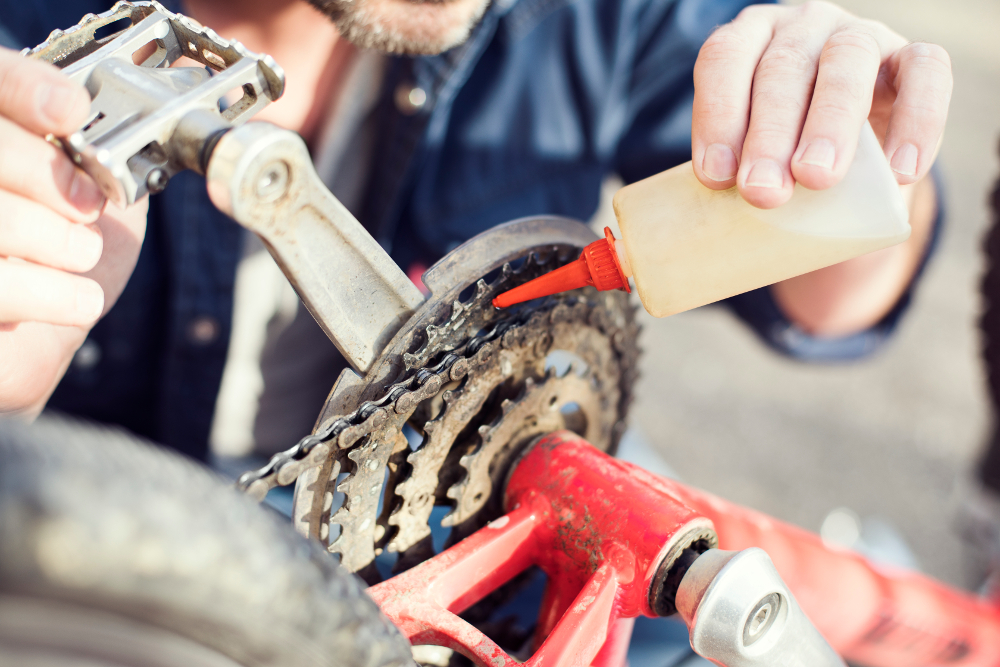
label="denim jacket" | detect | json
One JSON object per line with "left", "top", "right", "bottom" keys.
{"left": 1, "top": 0, "right": 938, "bottom": 458}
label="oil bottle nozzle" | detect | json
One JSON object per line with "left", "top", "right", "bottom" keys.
{"left": 493, "top": 227, "right": 631, "bottom": 308}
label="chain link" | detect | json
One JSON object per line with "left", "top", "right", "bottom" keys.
{"left": 236, "top": 316, "right": 522, "bottom": 501}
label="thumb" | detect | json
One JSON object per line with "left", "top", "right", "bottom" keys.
{"left": 0, "top": 47, "right": 91, "bottom": 137}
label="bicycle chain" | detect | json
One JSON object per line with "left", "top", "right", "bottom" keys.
{"left": 239, "top": 251, "right": 638, "bottom": 577}
{"left": 237, "top": 250, "right": 570, "bottom": 502}
{"left": 235, "top": 307, "right": 525, "bottom": 502}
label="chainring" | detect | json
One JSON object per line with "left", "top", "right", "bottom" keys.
{"left": 278, "top": 218, "right": 639, "bottom": 579}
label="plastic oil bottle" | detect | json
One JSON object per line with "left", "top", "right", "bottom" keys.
{"left": 493, "top": 123, "right": 911, "bottom": 316}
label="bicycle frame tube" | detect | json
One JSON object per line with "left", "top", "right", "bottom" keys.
{"left": 368, "top": 431, "right": 1000, "bottom": 667}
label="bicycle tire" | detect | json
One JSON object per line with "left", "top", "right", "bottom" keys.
{"left": 979, "top": 144, "right": 1000, "bottom": 491}
{"left": 0, "top": 415, "right": 414, "bottom": 667}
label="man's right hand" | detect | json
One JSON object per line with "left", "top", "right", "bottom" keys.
{"left": 0, "top": 47, "right": 148, "bottom": 416}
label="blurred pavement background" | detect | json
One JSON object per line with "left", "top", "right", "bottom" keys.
{"left": 595, "top": 0, "right": 1000, "bottom": 587}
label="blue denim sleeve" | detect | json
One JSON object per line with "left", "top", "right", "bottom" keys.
{"left": 0, "top": 0, "right": 117, "bottom": 52}
{"left": 612, "top": 0, "right": 775, "bottom": 181}
{"left": 0, "top": 24, "right": 18, "bottom": 49}
{"left": 722, "top": 167, "right": 946, "bottom": 362}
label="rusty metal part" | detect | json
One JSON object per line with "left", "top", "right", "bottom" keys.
{"left": 287, "top": 221, "right": 639, "bottom": 576}
{"left": 25, "top": 1, "right": 284, "bottom": 207}
{"left": 320, "top": 290, "right": 633, "bottom": 575}
{"left": 233, "top": 218, "right": 637, "bottom": 576}
{"left": 315, "top": 217, "right": 606, "bottom": 418}
{"left": 442, "top": 321, "right": 618, "bottom": 528}
{"left": 206, "top": 123, "right": 425, "bottom": 373}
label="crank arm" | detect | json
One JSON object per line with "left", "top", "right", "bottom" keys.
{"left": 206, "top": 124, "right": 425, "bottom": 373}
{"left": 676, "top": 549, "right": 845, "bottom": 667}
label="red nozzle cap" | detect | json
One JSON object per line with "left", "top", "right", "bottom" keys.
{"left": 493, "top": 227, "right": 630, "bottom": 308}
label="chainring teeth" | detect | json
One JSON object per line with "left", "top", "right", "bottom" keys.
{"left": 441, "top": 366, "right": 612, "bottom": 527}
{"left": 339, "top": 293, "right": 632, "bottom": 568}
{"left": 401, "top": 251, "right": 568, "bottom": 372}
{"left": 275, "top": 239, "right": 639, "bottom": 577}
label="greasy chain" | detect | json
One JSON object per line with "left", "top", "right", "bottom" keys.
{"left": 239, "top": 261, "right": 637, "bottom": 579}
{"left": 235, "top": 314, "right": 522, "bottom": 501}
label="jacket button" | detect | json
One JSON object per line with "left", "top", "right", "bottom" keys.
{"left": 187, "top": 316, "right": 220, "bottom": 345}
{"left": 71, "top": 339, "right": 101, "bottom": 371}
{"left": 395, "top": 83, "right": 427, "bottom": 115}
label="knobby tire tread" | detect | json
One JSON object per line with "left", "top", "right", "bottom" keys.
{"left": 0, "top": 415, "right": 414, "bottom": 667}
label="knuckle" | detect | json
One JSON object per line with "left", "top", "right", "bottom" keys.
{"left": 896, "top": 97, "right": 948, "bottom": 125}
{"left": 817, "top": 62, "right": 875, "bottom": 106}
{"left": 757, "top": 42, "right": 816, "bottom": 79}
{"left": 809, "top": 96, "right": 864, "bottom": 125}
{"left": 824, "top": 27, "right": 881, "bottom": 60}
{"left": 745, "top": 114, "right": 800, "bottom": 148}
{"left": 857, "top": 17, "right": 893, "bottom": 39}
{"left": 698, "top": 98, "right": 746, "bottom": 118}
{"left": 751, "top": 85, "right": 808, "bottom": 120}
{"left": 698, "top": 27, "right": 750, "bottom": 63}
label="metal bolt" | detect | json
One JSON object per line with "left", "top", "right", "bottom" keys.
{"left": 255, "top": 161, "right": 289, "bottom": 202}
{"left": 146, "top": 168, "right": 169, "bottom": 194}
{"left": 743, "top": 592, "right": 781, "bottom": 646}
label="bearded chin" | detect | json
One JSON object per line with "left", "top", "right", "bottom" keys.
{"left": 307, "top": 0, "right": 491, "bottom": 55}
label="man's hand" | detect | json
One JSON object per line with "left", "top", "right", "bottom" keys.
{"left": 692, "top": 1, "right": 952, "bottom": 209}
{"left": 0, "top": 48, "right": 147, "bottom": 416}
{"left": 691, "top": 2, "right": 951, "bottom": 337}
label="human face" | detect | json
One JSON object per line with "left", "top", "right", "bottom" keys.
{"left": 306, "top": 0, "right": 491, "bottom": 54}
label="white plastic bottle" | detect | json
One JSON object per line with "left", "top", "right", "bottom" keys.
{"left": 611, "top": 122, "right": 910, "bottom": 318}
{"left": 492, "top": 123, "right": 910, "bottom": 314}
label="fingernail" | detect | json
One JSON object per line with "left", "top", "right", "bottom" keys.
{"left": 702, "top": 143, "right": 738, "bottom": 182}
{"left": 38, "top": 82, "right": 79, "bottom": 127}
{"left": 68, "top": 225, "right": 103, "bottom": 268}
{"left": 745, "top": 159, "right": 784, "bottom": 189}
{"left": 797, "top": 139, "right": 836, "bottom": 170}
{"left": 69, "top": 169, "right": 105, "bottom": 214}
{"left": 75, "top": 281, "right": 105, "bottom": 322}
{"left": 890, "top": 143, "right": 918, "bottom": 177}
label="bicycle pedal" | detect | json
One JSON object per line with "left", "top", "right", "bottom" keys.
{"left": 23, "top": 0, "right": 285, "bottom": 206}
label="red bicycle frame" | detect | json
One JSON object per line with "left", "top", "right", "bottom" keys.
{"left": 370, "top": 431, "right": 1000, "bottom": 667}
